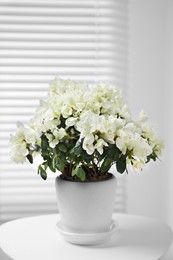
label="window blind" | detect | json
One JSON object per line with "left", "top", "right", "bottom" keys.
{"left": 0, "top": 0, "right": 129, "bottom": 223}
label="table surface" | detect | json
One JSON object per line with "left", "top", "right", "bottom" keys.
{"left": 0, "top": 213, "right": 172, "bottom": 260}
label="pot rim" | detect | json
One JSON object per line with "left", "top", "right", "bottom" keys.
{"left": 57, "top": 173, "right": 115, "bottom": 183}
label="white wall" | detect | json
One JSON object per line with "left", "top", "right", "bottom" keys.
{"left": 127, "top": 0, "right": 170, "bottom": 220}
{"left": 165, "top": 0, "right": 173, "bottom": 229}
{"left": 164, "top": 1, "right": 173, "bottom": 258}
{"left": 127, "top": 0, "right": 173, "bottom": 258}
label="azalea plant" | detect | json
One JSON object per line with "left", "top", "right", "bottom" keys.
{"left": 10, "top": 77, "right": 163, "bottom": 181}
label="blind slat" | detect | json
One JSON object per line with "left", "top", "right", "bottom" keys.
{"left": 0, "top": 0, "right": 124, "bottom": 7}
{"left": 0, "top": 26, "right": 120, "bottom": 34}
{"left": 0, "top": 43, "right": 123, "bottom": 51}
{"left": 0, "top": 17, "right": 121, "bottom": 26}
{"left": 0, "top": 59, "right": 115, "bottom": 66}
{"left": 0, "top": 54, "right": 116, "bottom": 59}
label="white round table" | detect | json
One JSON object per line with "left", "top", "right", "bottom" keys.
{"left": 0, "top": 214, "right": 172, "bottom": 260}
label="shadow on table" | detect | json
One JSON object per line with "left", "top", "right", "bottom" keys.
{"left": 158, "top": 243, "right": 173, "bottom": 260}
{"left": 109, "top": 227, "right": 172, "bottom": 248}
{"left": 89, "top": 221, "right": 173, "bottom": 251}
{"left": 0, "top": 247, "right": 14, "bottom": 260}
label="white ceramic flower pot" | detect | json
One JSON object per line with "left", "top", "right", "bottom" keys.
{"left": 55, "top": 175, "right": 117, "bottom": 234}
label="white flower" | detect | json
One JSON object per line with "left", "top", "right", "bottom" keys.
{"left": 116, "top": 123, "right": 136, "bottom": 154}
{"left": 46, "top": 128, "right": 67, "bottom": 148}
{"left": 83, "top": 134, "right": 95, "bottom": 155}
{"left": 54, "top": 128, "right": 67, "bottom": 140}
{"left": 49, "top": 77, "right": 87, "bottom": 96}
{"left": 61, "top": 104, "right": 73, "bottom": 118}
{"left": 10, "top": 76, "right": 163, "bottom": 174}
{"left": 9, "top": 123, "right": 28, "bottom": 163}
{"left": 65, "top": 117, "right": 78, "bottom": 127}
{"left": 29, "top": 100, "right": 60, "bottom": 136}
{"left": 132, "top": 159, "right": 145, "bottom": 170}
{"left": 95, "top": 139, "right": 108, "bottom": 154}
{"left": 116, "top": 136, "right": 128, "bottom": 155}
{"left": 10, "top": 141, "right": 28, "bottom": 163}
{"left": 135, "top": 111, "right": 164, "bottom": 158}
{"left": 118, "top": 104, "right": 131, "bottom": 121}
{"left": 132, "top": 136, "right": 152, "bottom": 160}
{"left": 24, "top": 126, "right": 40, "bottom": 145}
{"left": 116, "top": 122, "right": 152, "bottom": 161}
{"left": 150, "top": 135, "right": 164, "bottom": 157}
{"left": 86, "top": 83, "right": 125, "bottom": 116}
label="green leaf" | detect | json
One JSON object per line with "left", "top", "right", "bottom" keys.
{"left": 81, "top": 150, "right": 93, "bottom": 163}
{"left": 67, "top": 139, "right": 76, "bottom": 150}
{"left": 42, "top": 161, "right": 48, "bottom": 170}
{"left": 107, "top": 144, "right": 120, "bottom": 161}
{"left": 80, "top": 168, "right": 86, "bottom": 181}
{"left": 100, "top": 157, "right": 112, "bottom": 173}
{"left": 74, "top": 145, "right": 82, "bottom": 156}
{"left": 95, "top": 150, "right": 106, "bottom": 161}
{"left": 68, "top": 152, "right": 77, "bottom": 162}
{"left": 55, "top": 157, "right": 65, "bottom": 172}
{"left": 69, "top": 147, "right": 75, "bottom": 154}
{"left": 58, "top": 143, "right": 67, "bottom": 153}
{"left": 52, "top": 156, "right": 56, "bottom": 168}
{"left": 41, "top": 134, "right": 49, "bottom": 158}
{"left": 116, "top": 155, "right": 126, "bottom": 174}
{"left": 48, "top": 158, "right": 56, "bottom": 172}
{"left": 26, "top": 153, "right": 33, "bottom": 164}
{"left": 41, "top": 167, "right": 47, "bottom": 180}
{"left": 78, "top": 167, "right": 86, "bottom": 181}
{"left": 146, "top": 152, "right": 157, "bottom": 163}
{"left": 59, "top": 152, "right": 67, "bottom": 163}
{"left": 38, "top": 165, "right": 47, "bottom": 180}
{"left": 72, "top": 166, "right": 78, "bottom": 176}
{"left": 72, "top": 165, "right": 86, "bottom": 181}
{"left": 59, "top": 115, "right": 66, "bottom": 129}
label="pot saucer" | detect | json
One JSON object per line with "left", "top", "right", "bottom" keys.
{"left": 56, "top": 219, "right": 118, "bottom": 246}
